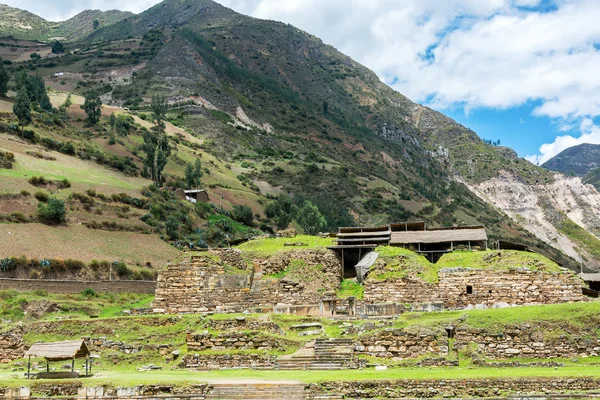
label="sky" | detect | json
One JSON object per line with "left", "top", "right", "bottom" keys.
{"left": 6, "top": 0, "right": 600, "bottom": 164}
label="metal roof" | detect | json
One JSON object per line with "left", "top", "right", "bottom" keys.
{"left": 579, "top": 273, "right": 600, "bottom": 282}
{"left": 390, "top": 228, "right": 488, "bottom": 245}
{"left": 25, "top": 340, "right": 90, "bottom": 361}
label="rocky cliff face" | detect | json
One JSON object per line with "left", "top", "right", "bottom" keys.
{"left": 466, "top": 171, "right": 600, "bottom": 270}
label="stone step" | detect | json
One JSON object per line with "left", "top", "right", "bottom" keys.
{"left": 206, "top": 383, "right": 306, "bottom": 400}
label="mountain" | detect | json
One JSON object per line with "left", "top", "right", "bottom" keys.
{"left": 1, "top": 0, "right": 600, "bottom": 272}
{"left": 0, "top": 4, "right": 133, "bottom": 42}
{"left": 543, "top": 143, "right": 600, "bottom": 177}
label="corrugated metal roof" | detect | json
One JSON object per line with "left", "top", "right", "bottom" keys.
{"left": 390, "top": 228, "right": 488, "bottom": 245}
{"left": 25, "top": 340, "right": 90, "bottom": 361}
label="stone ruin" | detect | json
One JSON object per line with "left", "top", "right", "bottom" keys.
{"left": 153, "top": 248, "right": 584, "bottom": 316}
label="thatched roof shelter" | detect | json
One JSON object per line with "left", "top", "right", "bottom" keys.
{"left": 25, "top": 340, "right": 90, "bottom": 362}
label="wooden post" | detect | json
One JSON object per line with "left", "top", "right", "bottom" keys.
{"left": 27, "top": 355, "right": 31, "bottom": 379}
{"left": 46, "top": 360, "right": 49, "bottom": 372}
{"left": 85, "top": 357, "right": 88, "bottom": 376}
{"left": 71, "top": 358, "right": 75, "bottom": 372}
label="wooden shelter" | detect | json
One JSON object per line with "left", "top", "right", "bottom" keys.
{"left": 25, "top": 340, "right": 91, "bottom": 379}
{"left": 331, "top": 222, "right": 488, "bottom": 276}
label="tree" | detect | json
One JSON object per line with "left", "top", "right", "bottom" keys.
{"left": 265, "top": 195, "right": 298, "bottom": 230}
{"left": 22, "top": 74, "right": 51, "bottom": 111}
{"left": 29, "top": 53, "right": 41, "bottom": 60}
{"left": 184, "top": 159, "right": 203, "bottom": 188}
{"left": 15, "top": 70, "right": 28, "bottom": 91}
{"left": 296, "top": 200, "right": 327, "bottom": 235}
{"left": 93, "top": 19, "right": 100, "bottom": 29}
{"left": 142, "top": 95, "right": 170, "bottom": 185}
{"left": 13, "top": 87, "right": 31, "bottom": 135}
{"left": 0, "top": 63, "right": 8, "bottom": 97}
{"left": 81, "top": 91, "right": 102, "bottom": 124}
{"left": 51, "top": 41, "right": 64, "bottom": 54}
{"left": 62, "top": 93, "right": 72, "bottom": 109}
{"left": 37, "top": 197, "right": 66, "bottom": 224}
{"left": 233, "top": 205, "right": 253, "bottom": 226}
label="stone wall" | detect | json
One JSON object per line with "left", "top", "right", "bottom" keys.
{"left": 186, "top": 331, "right": 293, "bottom": 352}
{"left": 0, "top": 327, "right": 24, "bottom": 363}
{"left": 365, "top": 267, "right": 583, "bottom": 308}
{"left": 355, "top": 323, "right": 600, "bottom": 361}
{"left": 0, "top": 278, "right": 156, "bottom": 294}
{"left": 153, "top": 249, "right": 340, "bottom": 314}
{"left": 85, "top": 337, "right": 174, "bottom": 356}
{"left": 454, "top": 325, "right": 600, "bottom": 359}
{"left": 309, "top": 377, "right": 600, "bottom": 398}
{"left": 355, "top": 328, "right": 447, "bottom": 359}
{"left": 180, "top": 353, "right": 276, "bottom": 370}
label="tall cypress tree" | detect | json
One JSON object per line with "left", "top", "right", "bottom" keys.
{"left": 13, "top": 87, "right": 31, "bottom": 135}
{"left": 81, "top": 91, "right": 102, "bottom": 124}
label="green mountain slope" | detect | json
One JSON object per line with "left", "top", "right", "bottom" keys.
{"left": 0, "top": 0, "right": 597, "bottom": 271}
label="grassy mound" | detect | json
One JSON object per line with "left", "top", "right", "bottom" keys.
{"left": 370, "top": 248, "right": 564, "bottom": 283}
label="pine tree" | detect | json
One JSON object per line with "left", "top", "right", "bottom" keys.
{"left": 13, "top": 87, "right": 31, "bottom": 135}
{"left": 0, "top": 63, "right": 8, "bottom": 97}
{"left": 81, "top": 91, "right": 102, "bottom": 124}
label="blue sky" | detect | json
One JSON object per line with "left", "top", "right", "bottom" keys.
{"left": 6, "top": 0, "right": 600, "bottom": 164}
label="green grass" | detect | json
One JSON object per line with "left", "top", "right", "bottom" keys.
{"left": 437, "top": 250, "right": 563, "bottom": 273}
{"left": 235, "top": 235, "right": 335, "bottom": 256}
{"left": 337, "top": 279, "right": 364, "bottom": 299}
{"left": 395, "top": 302, "right": 600, "bottom": 331}
{"left": 559, "top": 218, "right": 600, "bottom": 260}
{"left": 2, "top": 365, "right": 600, "bottom": 387}
{"left": 0, "top": 291, "right": 155, "bottom": 323}
{"left": 370, "top": 248, "right": 564, "bottom": 283}
{"left": 372, "top": 247, "right": 438, "bottom": 283}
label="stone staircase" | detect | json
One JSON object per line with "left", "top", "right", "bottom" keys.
{"left": 273, "top": 338, "right": 357, "bottom": 370}
{"left": 206, "top": 383, "right": 306, "bottom": 399}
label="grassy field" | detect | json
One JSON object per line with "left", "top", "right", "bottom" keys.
{"left": 0, "top": 134, "right": 149, "bottom": 196}
{"left": 0, "top": 290, "right": 153, "bottom": 322}
{"left": 2, "top": 364, "right": 600, "bottom": 387}
{"left": 0, "top": 302, "right": 598, "bottom": 387}
{"left": 0, "top": 224, "right": 179, "bottom": 266}
{"left": 236, "top": 235, "right": 335, "bottom": 256}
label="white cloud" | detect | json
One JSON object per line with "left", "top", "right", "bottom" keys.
{"left": 7, "top": 0, "right": 600, "bottom": 162}
{"left": 526, "top": 118, "right": 600, "bottom": 165}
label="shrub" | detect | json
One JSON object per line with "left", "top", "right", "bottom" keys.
{"left": 34, "top": 191, "right": 49, "bottom": 202}
{"left": 57, "top": 179, "right": 71, "bottom": 189}
{"left": 29, "top": 176, "right": 48, "bottom": 187}
{"left": 20, "top": 190, "right": 30, "bottom": 196}
{"left": 37, "top": 198, "right": 66, "bottom": 224}
{"left": 49, "top": 258, "right": 67, "bottom": 271}
{"left": 81, "top": 287, "right": 96, "bottom": 297}
{"left": 29, "top": 270, "right": 41, "bottom": 279}
{"left": 232, "top": 205, "right": 253, "bottom": 226}
{"left": 0, "top": 289, "right": 18, "bottom": 300}
{"left": 113, "top": 261, "right": 130, "bottom": 277}
{"left": 65, "top": 259, "right": 85, "bottom": 271}
{"left": 32, "top": 289, "right": 48, "bottom": 296}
